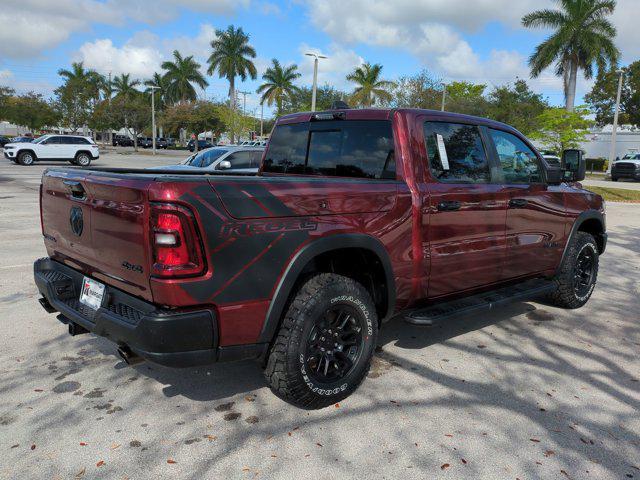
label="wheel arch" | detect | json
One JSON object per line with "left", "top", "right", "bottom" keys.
{"left": 258, "top": 234, "right": 396, "bottom": 344}
{"left": 558, "top": 210, "right": 606, "bottom": 273}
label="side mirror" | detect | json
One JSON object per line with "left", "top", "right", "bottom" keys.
{"left": 217, "top": 160, "right": 231, "bottom": 170}
{"left": 561, "top": 149, "right": 586, "bottom": 182}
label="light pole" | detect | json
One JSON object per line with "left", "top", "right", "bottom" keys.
{"left": 148, "top": 86, "right": 160, "bottom": 155}
{"left": 237, "top": 91, "right": 250, "bottom": 141}
{"left": 305, "top": 52, "right": 327, "bottom": 112}
{"left": 441, "top": 83, "right": 447, "bottom": 112}
{"left": 260, "top": 100, "right": 264, "bottom": 137}
{"left": 606, "top": 69, "right": 624, "bottom": 177}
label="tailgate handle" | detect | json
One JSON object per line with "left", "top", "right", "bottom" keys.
{"left": 63, "top": 180, "right": 86, "bottom": 199}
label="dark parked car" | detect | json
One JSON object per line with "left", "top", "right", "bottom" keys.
{"left": 0, "top": 136, "right": 11, "bottom": 147}
{"left": 139, "top": 137, "right": 153, "bottom": 148}
{"left": 11, "top": 136, "right": 34, "bottom": 144}
{"left": 113, "top": 135, "right": 134, "bottom": 147}
{"left": 187, "top": 139, "right": 214, "bottom": 152}
{"left": 34, "top": 108, "right": 606, "bottom": 409}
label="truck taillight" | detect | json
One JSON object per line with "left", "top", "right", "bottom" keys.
{"left": 150, "top": 203, "right": 205, "bottom": 277}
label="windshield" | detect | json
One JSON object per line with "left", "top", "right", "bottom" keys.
{"left": 32, "top": 135, "right": 48, "bottom": 144}
{"left": 621, "top": 154, "right": 640, "bottom": 160}
{"left": 186, "top": 148, "right": 228, "bottom": 167}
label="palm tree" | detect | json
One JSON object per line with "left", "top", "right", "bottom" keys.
{"left": 522, "top": 0, "right": 619, "bottom": 111}
{"left": 161, "top": 50, "right": 208, "bottom": 103}
{"left": 144, "top": 72, "right": 169, "bottom": 109}
{"left": 111, "top": 73, "right": 140, "bottom": 99}
{"left": 257, "top": 59, "right": 301, "bottom": 116}
{"left": 346, "top": 62, "right": 395, "bottom": 107}
{"left": 207, "top": 25, "right": 257, "bottom": 106}
{"left": 58, "top": 62, "right": 94, "bottom": 84}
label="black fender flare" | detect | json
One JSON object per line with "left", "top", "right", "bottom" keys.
{"left": 258, "top": 234, "right": 396, "bottom": 344}
{"left": 558, "top": 209, "right": 606, "bottom": 273}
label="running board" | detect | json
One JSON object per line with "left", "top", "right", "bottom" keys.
{"left": 405, "top": 279, "right": 556, "bottom": 326}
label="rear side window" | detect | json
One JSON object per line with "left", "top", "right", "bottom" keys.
{"left": 423, "top": 122, "right": 490, "bottom": 183}
{"left": 489, "top": 129, "right": 542, "bottom": 184}
{"left": 223, "top": 151, "right": 253, "bottom": 169}
{"left": 263, "top": 120, "right": 396, "bottom": 179}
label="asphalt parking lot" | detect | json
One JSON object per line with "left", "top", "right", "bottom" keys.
{"left": 0, "top": 152, "right": 639, "bottom": 479}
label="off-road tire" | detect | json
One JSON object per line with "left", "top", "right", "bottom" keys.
{"left": 265, "top": 273, "right": 378, "bottom": 409}
{"left": 548, "top": 231, "right": 599, "bottom": 309}
{"left": 75, "top": 152, "right": 91, "bottom": 167}
{"left": 17, "top": 151, "right": 35, "bottom": 166}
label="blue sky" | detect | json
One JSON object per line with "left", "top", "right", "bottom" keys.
{"left": 1, "top": 0, "right": 637, "bottom": 117}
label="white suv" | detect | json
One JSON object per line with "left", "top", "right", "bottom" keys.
{"left": 3, "top": 134, "right": 99, "bottom": 166}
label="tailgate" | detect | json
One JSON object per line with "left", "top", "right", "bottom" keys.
{"left": 41, "top": 170, "right": 153, "bottom": 301}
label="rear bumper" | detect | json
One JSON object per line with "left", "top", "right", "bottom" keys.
{"left": 34, "top": 258, "right": 226, "bottom": 367}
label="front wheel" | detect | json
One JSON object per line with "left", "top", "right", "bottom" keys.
{"left": 75, "top": 152, "right": 91, "bottom": 167}
{"left": 548, "top": 232, "right": 599, "bottom": 309}
{"left": 265, "top": 273, "right": 378, "bottom": 409}
{"left": 17, "top": 151, "right": 35, "bottom": 165}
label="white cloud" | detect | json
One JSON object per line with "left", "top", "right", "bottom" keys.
{"left": 0, "top": 0, "right": 249, "bottom": 58}
{"left": 75, "top": 39, "right": 163, "bottom": 79}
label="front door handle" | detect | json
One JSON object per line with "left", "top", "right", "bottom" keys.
{"left": 508, "top": 198, "right": 528, "bottom": 208}
{"left": 437, "top": 200, "right": 462, "bottom": 211}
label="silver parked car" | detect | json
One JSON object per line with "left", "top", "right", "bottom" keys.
{"left": 156, "top": 146, "right": 264, "bottom": 174}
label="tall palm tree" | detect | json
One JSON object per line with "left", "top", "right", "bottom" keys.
{"left": 161, "top": 50, "right": 208, "bottom": 104}
{"left": 144, "top": 72, "right": 169, "bottom": 109}
{"left": 207, "top": 25, "right": 257, "bottom": 105}
{"left": 257, "top": 59, "right": 301, "bottom": 116}
{"left": 57, "top": 62, "right": 94, "bottom": 85}
{"left": 346, "top": 62, "right": 395, "bottom": 107}
{"left": 111, "top": 73, "right": 140, "bottom": 99}
{"left": 522, "top": 0, "right": 619, "bottom": 111}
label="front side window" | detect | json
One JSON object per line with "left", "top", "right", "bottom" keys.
{"left": 263, "top": 120, "right": 396, "bottom": 179}
{"left": 423, "top": 122, "right": 490, "bottom": 183}
{"left": 489, "top": 129, "right": 542, "bottom": 184}
{"left": 198, "top": 149, "right": 227, "bottom": 168}
{"left": 222, "top": 151, "right": 253, "bottom": 169}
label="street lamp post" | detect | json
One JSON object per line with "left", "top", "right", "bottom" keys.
{"left": 260, "top": 101, "right": 264, "bottom": 137}
{"left": 441, "top": 83, "right": 447, "bottom": 112}
{"left": 148, "top": 86, "right": 160, "bottom": 155}
{"left": 305, "top": 52, "right": 327, "bottom": 112}
{"left": 606, "top": 69, "right": 625, "bottom": 177}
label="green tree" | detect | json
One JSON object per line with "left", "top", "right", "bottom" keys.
{"left": 257, "top": 59, "right": 301, "bottom": 116}
{"left": 207, "top": 25, "right": 257, "bottom": 101}
{"left": 161, "top": 50, "right": 208, "bottom": 104}
{"left": 0, "top": 86, "right": 16, "bottom": 120}
{"left": 522, "top": 0, "right": 619, "bottom": 111}
{"left": 110, "top": 93, "right": 150, "bottom": 151}
{"left": 529, "top": 106, "right": 593, "bottom": 153}
{"left": 346, "top": 62, "right": 395, "bottom": 107}
{"left": 487, "top": 79, "right": 549, "bottom": 135}
{"left": 207, "top": 25, "right": 257, "bottom": 142}
{"left": 5, "top": 92, "right": 60, "bottom": 132}
{"left": 282, "top": 84, "right": 348, "bottom": 113}
{"left": 111, "top": 73, "right": 140, "bottom": 100}
{"left": 392, "top": 69, "right": 443, "bottom": 109}
{"left": 445, "top": 81, "right": 489, "bottom": 117}
{"left": 161, "top": 100, "right": 224, "bottom": 150}
{"left": 55, "top": 62, "right": 99, "bottom": 132}
{"left": 585, "top": 61, "right": 640, "bottom": 127}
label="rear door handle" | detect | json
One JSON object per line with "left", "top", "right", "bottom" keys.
{"left": 63, "top": 180, "right": 86, "bottom": 199}
{"left": 508, "top": 198, "right": 528, "bottom": 208}
{"left": 437, "top": 200, "right": 462, "bottom": 211}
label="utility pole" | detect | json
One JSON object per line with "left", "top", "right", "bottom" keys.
{"left": 606, "top": 69, "right": 624, "bottom": 177}
{"left": 148, "top": 86, "right": 160, "bottom": 155}
{"left": 441, "top": 83, "right": 447, "bottom": 112}
{"left": 305, "top": 52, "right": 327, "bottom": 112}
{"left": 236, "top": 91, "right": 250, "bottom": 142}
{"left": 107, "top": 71, "right": 112, "bottom": 146}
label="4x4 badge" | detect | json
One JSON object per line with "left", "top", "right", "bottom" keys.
{"left": 69, "top": 206, "right": 83, "bottom": 236}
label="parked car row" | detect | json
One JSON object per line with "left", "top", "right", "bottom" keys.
{"left": 112, "top": 135, "right": 176, "bottom": 148}
{"left": 1, "top": 135, "right": 34, "bottom": 147}
{"left": 156, "top": 146, "right": 264, "bottom": 174}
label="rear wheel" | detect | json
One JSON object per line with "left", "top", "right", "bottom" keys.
{"left": 265, "top": 273, "right": 378, "bottom": 409}
{"left": 17, "top": 151, "right": 35, "bottom": 166}
{"left": 75, "top": 152, "right": 91, "bottom": 167}
{"left": 611, "top": 176, "right": 618, "bottom": 182}
{"left": 548, "top": 232, "right": 599, "bottom": 309}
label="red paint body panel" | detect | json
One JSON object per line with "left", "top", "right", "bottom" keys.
{"left": 39, "top": 108, "right": 605, "bottom": 349}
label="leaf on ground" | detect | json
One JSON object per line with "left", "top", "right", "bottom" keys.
{"left": 441, "top": 463, "right": 450, "bottom": 470}
{"left": 204, "top": 435, "right": 217, "bottom": 441}
{"left": 34, "top": 389, "right": 44, "bottom": 392}
{"left": 30, "top": 444, "right": 36, "bottom": 450}
{"left": 544, "top": 450, "right": 555, "bottom": 457}
{"left": 110, "top": 443, "right": 120, "bottom": 450}
{"left": 334, "top": 403, "right": 340, "bottom": 408}
{"left": 316, "top": 443, "right": 323, "bottom": 447}
{"left": 477, "top": 345, "right": 487, "bottom": 349}
{"left": 96, "top": 460, "right": 105, "bottom": 467}
{"left": 444, "top": 434, "right": 453, "bottom": 437}
{"left": 75, "top": 467, "right": 86, "bottom": 478}
{"left": 167, "top": 459, "right": 177, "bottom": 464}
{"left": 530, "top": 438, "right": 541, "bottom": 443}
{"left": 79, "top": 442, "right": 88, "bottom": 446}
{"left": 461, "top": 458, "right": 467, "bottom": 464}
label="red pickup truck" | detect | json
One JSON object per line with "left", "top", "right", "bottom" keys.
{"left": 35, "top": 108, "right": 606, "bottom": 409}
